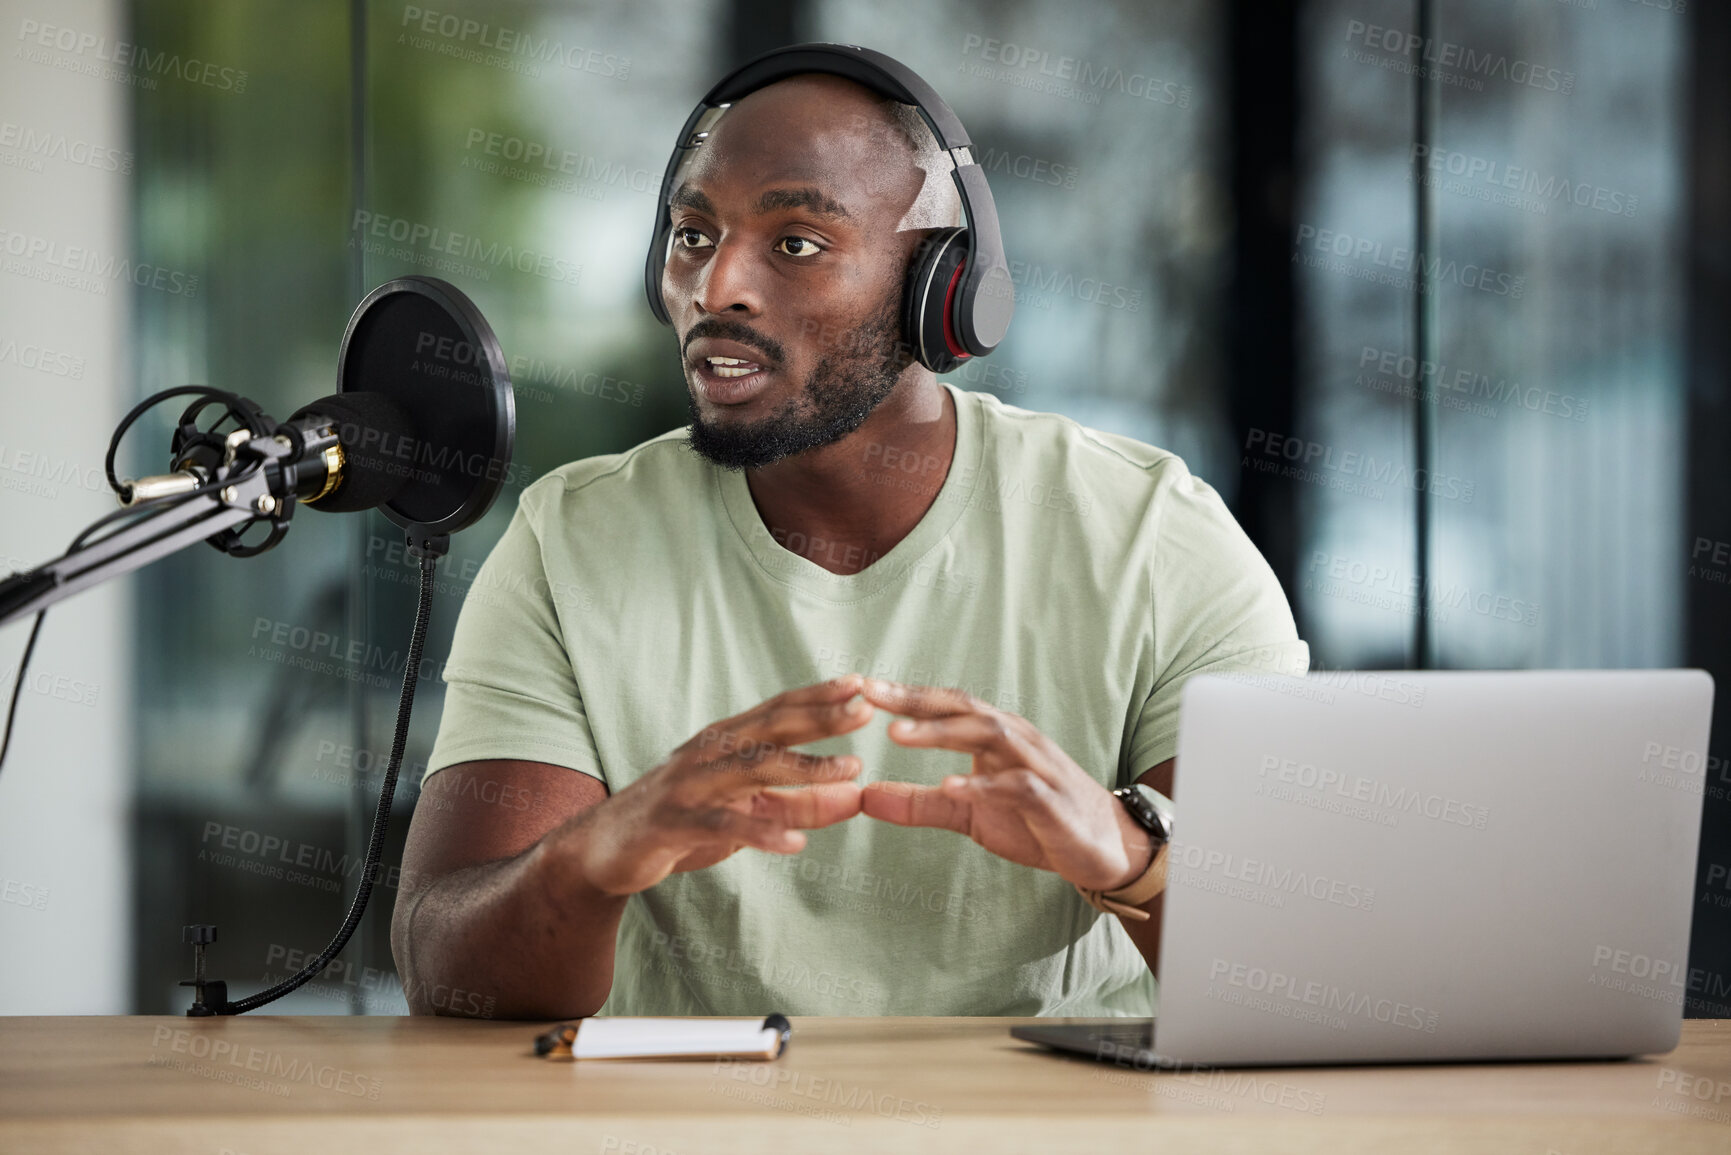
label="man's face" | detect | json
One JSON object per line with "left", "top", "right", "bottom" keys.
{"left": 660, "top": 77, "right": 930, "bottom": 471}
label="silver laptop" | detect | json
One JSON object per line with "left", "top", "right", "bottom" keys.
{"left": 1013, "top": 669, "right": 1713, "bottom": 1068}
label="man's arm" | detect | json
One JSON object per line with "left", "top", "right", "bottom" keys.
{"left": 1113, "top": 758, "right": 1174, "bottom": 981}
{"left": 391, "top": 675, "right": 881, "bottom": 1020}
{"left": 391, "top": 759, "right": 623, "bottom": 1021}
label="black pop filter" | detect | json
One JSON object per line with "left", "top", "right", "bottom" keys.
{"left": 334, "top": 275, "right": 515, "bottom": 538}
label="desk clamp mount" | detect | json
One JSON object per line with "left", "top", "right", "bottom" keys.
{"left": 180, "top": 924, "right": 233, "bottom": 1016}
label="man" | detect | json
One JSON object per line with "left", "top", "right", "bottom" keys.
{"left": 389, "top": 69, "right": 1307, "bottom": 1020}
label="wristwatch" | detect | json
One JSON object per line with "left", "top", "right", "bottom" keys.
{"left": 1073, "top": 783, "right": 1174, "bottom": 922}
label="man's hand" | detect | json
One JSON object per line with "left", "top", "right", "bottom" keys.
{"left": 856, "top": 679, "right": 1153, "bottom": 892}
{"left": 569, "top": 674, "right": 877, "bottom": 896}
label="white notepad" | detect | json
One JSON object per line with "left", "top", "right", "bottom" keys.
{"left": 536, "top": 1015, "right": 790, "bottom": 1061}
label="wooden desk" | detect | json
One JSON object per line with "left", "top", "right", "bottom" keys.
{"left": 1, "top": 1016, "right": 1728, "bottom": 1153}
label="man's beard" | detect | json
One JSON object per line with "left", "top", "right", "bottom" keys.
{"left": 684, "top": 296, "right": 910, "bottom": 471}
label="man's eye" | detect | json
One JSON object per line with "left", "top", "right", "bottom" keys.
{"left": 775, "top": 236, "right": 822, "bottom": 258}
{"left": 674, "top": 227, "right": 713, "bottom": 250}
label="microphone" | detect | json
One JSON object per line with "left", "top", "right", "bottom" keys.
{"left": 122, "top": 391, "right": 415, "bottom": 513}
{"left": 285, "top": 391, "right": 416, "bottom": 513}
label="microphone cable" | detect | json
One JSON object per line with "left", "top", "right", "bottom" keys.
{"left": 0, "top": 469, "right": 260, "bottom": 783}
{"left": 224, "top": 539, "right": 441, "bottom": 1013}
{"left": 0, "top": 386, "right": 267, "bottom": 783}
{"left": 1, "top": 518, "right": 442, "bottom": 1011}
{"left": 0, "top": 612, "right": 44, "bottom": 783}
{"left": 1, "top": 446, "right": 447, "bottom": 1013}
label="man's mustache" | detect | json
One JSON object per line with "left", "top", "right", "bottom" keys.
{"left": 682, "top": 318, "right": 786, "bottom": 366}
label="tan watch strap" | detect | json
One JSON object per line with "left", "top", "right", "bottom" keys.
{"left": 1074, "top": 841, "right": 1169, "bottom": 922}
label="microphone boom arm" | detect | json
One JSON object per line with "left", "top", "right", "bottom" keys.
{"left": 0, "top": 451, "right": 279, "bottom": 628}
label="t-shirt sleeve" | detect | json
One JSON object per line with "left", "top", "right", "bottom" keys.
{"left": 1124, "top": 459, "right": 1310, "bottom": 778}
{"left": 423, "top": 483, "right": 605, "bottom": 785}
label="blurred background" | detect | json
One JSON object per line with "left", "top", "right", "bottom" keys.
{"left": 1, "top": 0, "right": 1727, "bottom": 1015}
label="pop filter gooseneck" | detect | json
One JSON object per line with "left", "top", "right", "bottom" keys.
{"left": 209, "top": 275, "right": 515, "bottom": 1016}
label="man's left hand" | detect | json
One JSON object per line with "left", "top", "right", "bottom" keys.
{"left": 855, "top": 678, "right": 1152, "bottom": 892}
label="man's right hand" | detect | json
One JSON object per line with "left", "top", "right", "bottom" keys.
{"left": 565, "top": 673, "right": 877, "bottom": 896}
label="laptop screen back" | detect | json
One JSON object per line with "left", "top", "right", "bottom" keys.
{"left": 1154, "top": 670, "right": 1712, "bottom": 1066}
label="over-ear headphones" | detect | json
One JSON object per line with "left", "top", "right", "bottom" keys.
{"left": 644, "top": 42, "right": 1015, "bottom": 374}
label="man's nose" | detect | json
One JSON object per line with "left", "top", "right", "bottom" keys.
{"left": 692, "top": 237, "right": 764, "bottom": 317}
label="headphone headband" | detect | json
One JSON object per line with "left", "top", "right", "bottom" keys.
{"left": 706, "top": 46, "right": 971, "bottom": 150}
{"left": 644, "top": 43, "right": 1014, "bottom": 360}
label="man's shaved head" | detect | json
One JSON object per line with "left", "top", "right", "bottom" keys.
{"left": 877, "top": 100, "right": 964, "bottom": 231}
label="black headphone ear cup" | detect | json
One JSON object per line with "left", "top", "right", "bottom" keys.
{"left": 901, "top": 227, "right": 971, "bottom": 374}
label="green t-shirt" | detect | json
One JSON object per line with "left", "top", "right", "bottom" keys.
{"left": 425, "top": 381, "right": 1308, "bottom": 1016}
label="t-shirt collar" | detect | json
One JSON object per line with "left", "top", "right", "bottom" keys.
{"left": 715, "top": 380, "right": 980, "bottom": 601}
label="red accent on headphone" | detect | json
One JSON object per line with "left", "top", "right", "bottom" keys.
{"left": 940, "top": 260, "right": 971, "bottom": 359}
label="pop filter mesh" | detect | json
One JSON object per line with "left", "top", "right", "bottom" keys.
{"left": 336, "top": 283, "right": 512, "bottom": 533}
